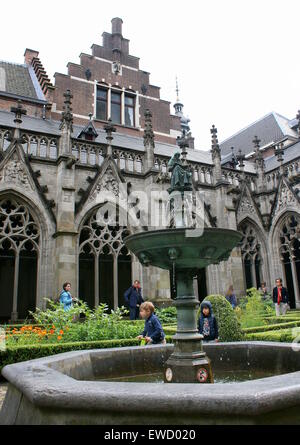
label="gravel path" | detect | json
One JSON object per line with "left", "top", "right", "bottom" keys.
{"left": 0, "top": 383, "right": 8, "bottom": 410}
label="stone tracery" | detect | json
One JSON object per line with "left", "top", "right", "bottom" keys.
{"left": 0, "top": 197, "right": 40, "bottom": 321}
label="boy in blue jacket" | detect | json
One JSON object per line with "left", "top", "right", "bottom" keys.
{"left": 198, "top": 301, "right": 219, "bottom": 343}
{"left": 137, "top": 302, "right": 166, "bottom": 345}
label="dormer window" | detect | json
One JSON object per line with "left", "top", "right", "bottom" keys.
{"left": 84, "top": 132, "right": 95, "bottom": 141}
{"left": 77, "top": 118, "right": 99, "bottom": 142}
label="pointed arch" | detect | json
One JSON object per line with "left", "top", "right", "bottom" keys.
{"left": 0, "top": 191, "right": 54, "bottom": 321}
{"left": 77, "top": 202, "right": 133, "bottom": 311}
{"left": 238, "top": 217, "right": 270, "bottom": 291}
{"left": 270, "top": 212, "right": 300, "bottom": 308}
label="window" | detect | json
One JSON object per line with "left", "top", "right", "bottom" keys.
{"left": 125, "top": 95, "right": 135, "bottom": 127}
{"left": 111, "top": 92, "right": 121, "bottom": 124}
{"left": 96, "top": 87, "right": 136, "bottom": 127}
{"left": 96, "top": 88, "right": 108, "bottom": 121}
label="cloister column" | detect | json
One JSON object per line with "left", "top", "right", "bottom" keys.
{"left": 11, "top": 253, "right": 20, "bottom": 322}
{"left": 291, "top": 260, "right": 300, "bottom": 308}
{"left": 113, "top": 256, "right": 118, "bottom": 310}
{"left": 54, "top": 90, "right": 78, "bottom": 299}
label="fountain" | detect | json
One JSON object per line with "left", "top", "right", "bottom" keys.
{"left": 124, "top": 137, "right": 242, "bottom": 383}
{"left": 2, "top": 137, "right": 300, "bottom": 424}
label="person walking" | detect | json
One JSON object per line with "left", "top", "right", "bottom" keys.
{"left": 124, "top": 280, "right": 144, "bottom": 320}
{"left": 273, "top": 278, "right": 289, "bottom": 316}
{"left": 225, "top": 285, "right": 238, "bottom": 309}
{"left": 59, "top": 282, "right": 76, "bottom": 312}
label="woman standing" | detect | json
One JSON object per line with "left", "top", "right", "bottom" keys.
{"left": 59, "top": 282, "right": 76, "bottom": 312}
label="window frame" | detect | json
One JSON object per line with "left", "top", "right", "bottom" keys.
{"left": 96, "top": 87, "right": 108, "bottom": 121}
{"left": 124, "top": 93, "right": 135, "bottom": 127}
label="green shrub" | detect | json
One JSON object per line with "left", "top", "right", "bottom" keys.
{"left": 0, "top": 336, "right": 174, "bottom": 374}
{"left": 156, "top": 306, "right": 177, "bottom": 324}
{"left": 199, "top": 295, "right": 244, "bottom": 342}
{"left": 239, "top": 288, "right": 275, "bottom": 328}
{"left": 29, "top": 299, "right": 130, "bottom": 328}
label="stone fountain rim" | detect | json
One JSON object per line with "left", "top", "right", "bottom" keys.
{"left": 2, "top": 342, "right": 300, "bottom": 417}
{"left": 124, "top": 227, "right": 242, "bottom": 240}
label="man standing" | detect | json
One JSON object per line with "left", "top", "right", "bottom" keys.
{"left": 124, "top": 280, "right": 144, "bottom": 320}
{"left": 273, "top": 278, "right": 289, "bottom": 316}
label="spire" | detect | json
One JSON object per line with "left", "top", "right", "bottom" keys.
{"left": 230, "top": 147, "right": 238, "bottom": 168}
{"left": 144, "top": 109, "right": 155, "bottom": 171}
{"left": 210, "top": 125, "right": 221, "bottom": 157}
{"left": 104, "top": 118, "right": 116, "bottom": 157}
{"left": 176, "top": 76, "right": 180, "bottom": 103}
{"left": 174, "top": 77, "right": 191, "bottom": 134}
{"left": 60, "top": 90, "right": 73, "bottom": 132}
{"left": 253, "top": 135, "right": 261, "bottom": 151}
{"left": 236, "top": 149, "right": 245, "bottom": 170}
{"left": 252, "top": 136, "right": 266, "bottom": 192}
{"left": 275, "top": 142, "right": 284, "bottom": 175}
{"left": 253, "top": 136, "right": 265, "bottom": 171}
{"left": 210, "top": 125, "right": 222, "bottom": 183}
{"left": 143, "top": 109, "right": 155, "bottom": 149}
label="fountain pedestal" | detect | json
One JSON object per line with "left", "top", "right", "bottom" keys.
{"left": 124, "top": 228, "right": 241, "bottom": 384}
{"left": 124, "top": 136, "right": 241, "bottom": 385}
{"left": 164, "top": 270, "right": 214, "bottom": 384}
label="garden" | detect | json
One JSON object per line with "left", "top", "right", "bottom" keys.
{"left": 1, "top": 289, "right": 300, "bottom": 374}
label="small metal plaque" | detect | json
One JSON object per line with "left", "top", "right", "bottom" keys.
{"left": 165, "top": 368, "right": 173, "bottom": 382}
{"left": 197, "top": 368, "right": 208, "bottom": 383}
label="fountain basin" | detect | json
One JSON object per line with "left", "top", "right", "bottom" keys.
{"left": 2, "top": 342, "right": 300, "bottom": 425}
{"left": 124, "top": 228, "right": 242, "bottom": 270}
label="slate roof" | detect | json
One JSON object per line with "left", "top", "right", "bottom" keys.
{"left": 1, "top": 108, "right": 299, "bottom": 172}
{"left": 265, "top": 141, "right": 300, "bottom": 173}
{"left": 220, "top": 112, "right": 298, "bottom": 157}
{"left": 0, "top": 61, "right": 45, "bottom": 102}
{"left": 0, "top": 110, "right": 213, "bottom": 164}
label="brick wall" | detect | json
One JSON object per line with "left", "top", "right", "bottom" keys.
{"left": 50, "top": 19, "right": 182, "bottom": 144}
{"left": 0, "top": 96, "right": 48, "bottom": 119}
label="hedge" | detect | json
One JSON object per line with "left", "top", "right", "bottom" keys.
{"left": 201, "top": 296, "right": 244, "bottom": 342}
{"left": 163, "top": 326, "right": 177, "bottom": 335}
{"left": 243, "top": 320, "right": 300, "bottom": 334}
{"left": 0, "top": 336, "right": 174, "bottom": 375}
{"left": 245, "top": 329, "right": 296, "bottom": 343}
{"left": 263, "top": 317, "right": 300, "bottom": 325}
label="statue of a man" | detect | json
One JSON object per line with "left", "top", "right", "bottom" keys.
{"left": 168, "top": 152, "right": 192, "bottom": 191}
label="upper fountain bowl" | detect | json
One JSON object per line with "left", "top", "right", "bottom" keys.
{"left": 124, "top": 228, "right": 242, "bottom": 270}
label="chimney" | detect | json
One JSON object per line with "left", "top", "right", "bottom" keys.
{"left": 111, "top": 18, "right": 123, "bottom": 62}
{"left": 111, "top": 17, "right": 123, "bottom": 35}
{"left": 24, "top": 48, "right": 39, "bottom": 65}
